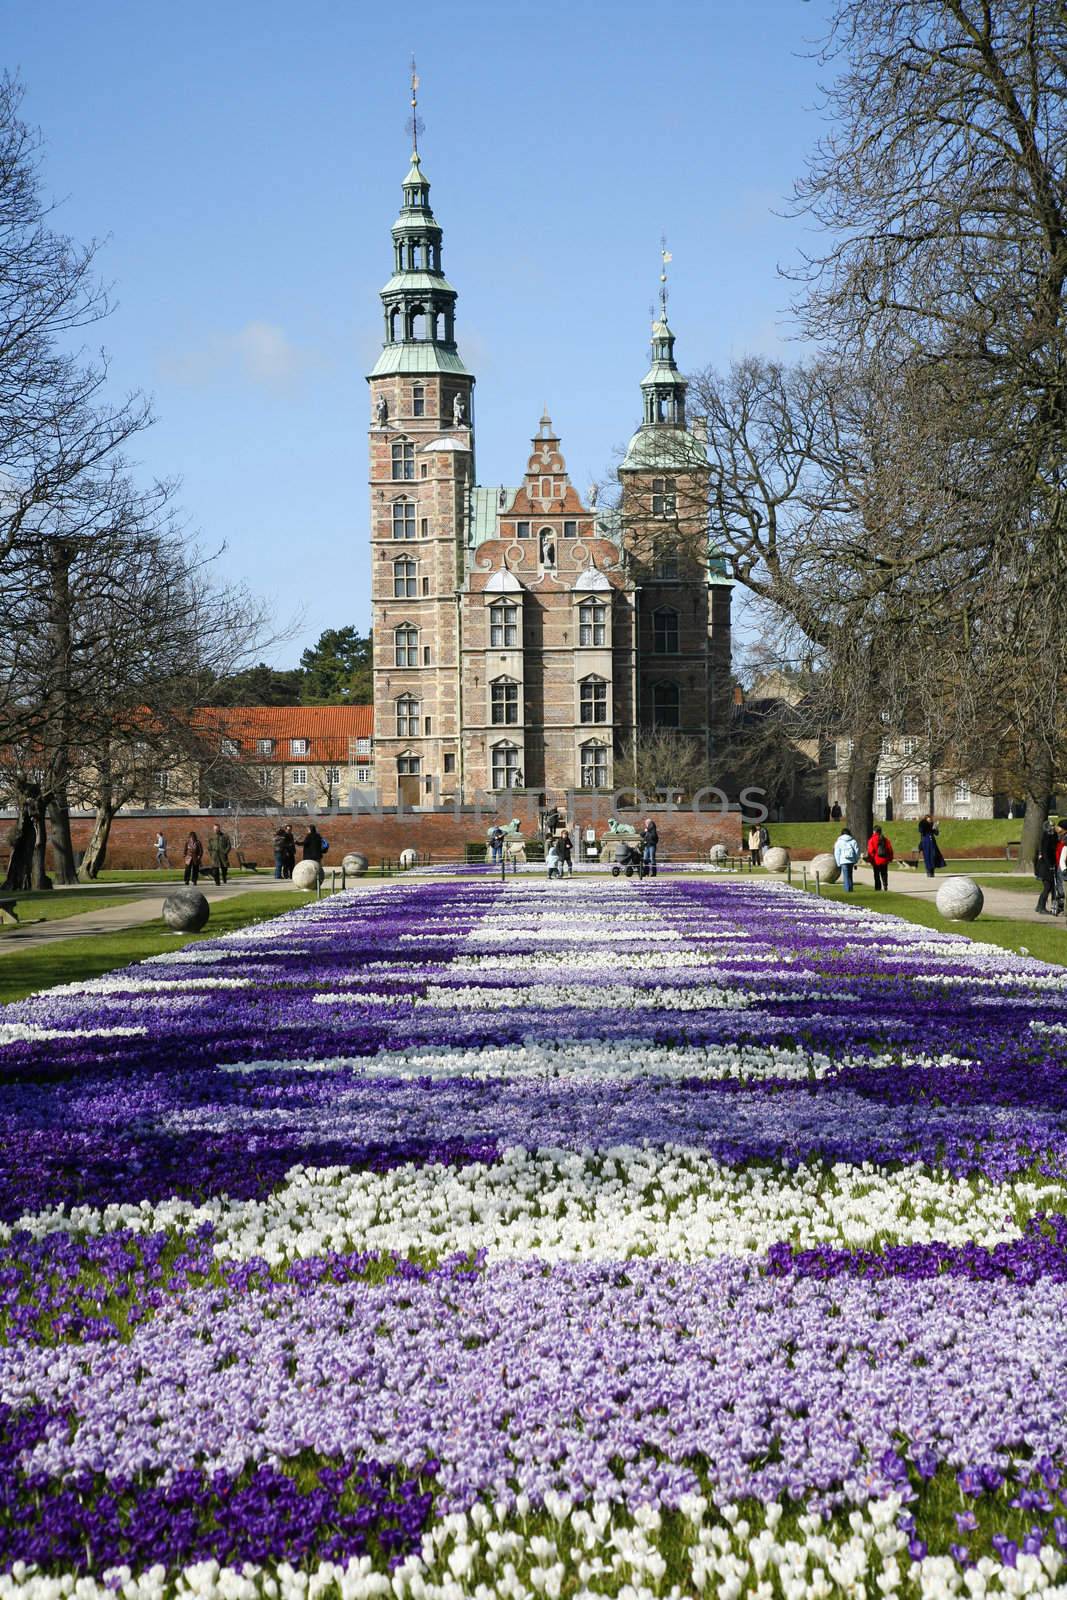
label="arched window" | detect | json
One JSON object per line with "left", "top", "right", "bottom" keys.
{"left": 394, "top": 624, "right": 418, "bottom": 667}
{"left": 490, "top": 677, "right": 519, "bottom": 725}
{"left": 412, "top": 384, "right": 425, "bottom": 417}
{"left": 651, "top": 477, "right": 676, "bottom": 518}
{"left": 653, "top": 608, "right": 679, "bottom": 653}
{"left": 407, "top": 304, "right": 429, "bottom": 340}
{"left": 580, "top": 740, "right": 608, "bottom": 790}
{"left": 391, "top": 441, "right": 415, "bottom": 480}
{"left": 653, "top": 543, "right": 680, "bottom": 580}
{"left": 396, "top": 695, "right": 420, "bottom": 737}
{"left": 491, "top": 741, "right": 520, "bottom": 790}
{"left": 392, "top": 499, "right": 416, "bottom": 539}
{"left": 388, "top": 307, "right": 401, "bottom": 341}
{"left": 653, "top": 681, "right": 680, "bottom": 729}
{"left": 393, "top": 558, "right": 417, "bottom": 598}
{"left": 580, "top": 676, "right": 608, "bottom": 724}
{"left": 579, "top": 600, "right": 606, "bottom": 647}
{"left": 489, "top": 603, "right": 518, "bottom": 648}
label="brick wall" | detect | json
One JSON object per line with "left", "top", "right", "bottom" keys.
{"left": 56, "top": 803, "right": 743, "bottom": 870}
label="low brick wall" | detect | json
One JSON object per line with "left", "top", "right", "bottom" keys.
{"left": 57, "top": 802, "right": 743, "bottom": 871}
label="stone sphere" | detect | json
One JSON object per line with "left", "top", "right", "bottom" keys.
{"left": 709, "top": 843, "right": 729, "bottom": 864}
{"left": 810, "top": 852, "right": 841, "bottom": 884}
{"left": 292, "top": 859, "right": 323, "bottom": 890}
{"left": 762, "top": 846, "right": 790, "bottom": 873}
{"left": 936, "top": 875, "right": 984, "bottom": 921}
{"left": 162, "top": 888, "right": 210, "bottom": 932}
{"left": 399, "top": 848, "right": 417, "bottom": 869}
{"left": 341, "top": 852, "right": 368, "bottom": 876}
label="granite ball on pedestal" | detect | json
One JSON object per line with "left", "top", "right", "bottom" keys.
{"left": 936, "top": 875, "right": 984, "bottom": 921}
{"left": 292, "top": 859, "right": 323, "bottom": 891}
{"left": 399, "top": 848, "right": 417, "bottom": 869}
{"left": 762, "top": 846, "right": 790, "bottom": 873}
{"left": 342, "top": 853, "right": 368, "bottom": 876}
{"left": 810, "top": 852, "right": 841, "bottom": 884}
{"left": 161, "top": 888, "right": 210, "bottom": 932}
{"left": 709, "top": 844, "right": 729, "bottom": 864}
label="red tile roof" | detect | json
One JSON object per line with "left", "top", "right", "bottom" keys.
{"left": 192, "top": 705, "right": 373, "bottom": 762}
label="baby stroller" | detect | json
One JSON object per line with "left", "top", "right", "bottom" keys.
{"left": 610, "top": 840, "right": 645, "bottom": 878}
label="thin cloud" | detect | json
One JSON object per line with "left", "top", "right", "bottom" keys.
{"left": 159, "top": 321, "right": 321, "bottom": 392}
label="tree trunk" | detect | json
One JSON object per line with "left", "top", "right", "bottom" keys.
{"left": 1016, "top": 746, "right": 1055, "bottom": 873}
{"left": 2, "top": 810, "right": 36, "bottom": 892}
{"left": 30, "top": 792, "right": 52, "bottom": 891}
{"left": 78, "top": 799, "right": 117, "bottom": 880}
{"left": 48, "top": 793, "right": 78, "bottom": 883}
{"left": 845, "top": 746, "right": 877, "bottom": 848}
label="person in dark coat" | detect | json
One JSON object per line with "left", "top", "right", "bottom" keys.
{"left": 183, "top": 831, "right": 203, "bottom": 886}
{"left": 557, "top": 827, "right": 573, "bottom": 876}
{"left": 918, "top": 815, "right": 943, "bottom": 879}
{"left": 641, "top": 818, "right": 659, "bottom": 877}
{"left": 273, "top": 825, "right": 287, "bottom": 879}
{"left": 301, "top": 824, "right": 325, "bottom": 863}
{"left": 282, "top": 826, "right": 297, "bottom": 879}
{"left": 1036, "top": 821, "right": 1059, "bottom": 914}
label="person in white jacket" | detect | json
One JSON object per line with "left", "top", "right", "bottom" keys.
{"left": 833, "top": 826, "right": 862, "bottom": 892}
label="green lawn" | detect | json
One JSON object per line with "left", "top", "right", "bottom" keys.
{"left": 0, "top": 891, "right": 309, "bottom": 1005}
{"left": 770, "top": 818, "right": 1025, "bottom": 854}
{"left": 804, "top": 879, "right": 1067, "bottom": 966}
{"left": 0, "top": 886, "right": 151, "bottom": 931}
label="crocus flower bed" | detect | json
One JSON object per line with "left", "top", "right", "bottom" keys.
{"left": 3, "top": 878, "right": 1067, "bottom": 1599}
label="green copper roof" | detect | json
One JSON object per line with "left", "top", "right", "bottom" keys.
{"left": 367, "top": 344, "right": 473, "bottom": 379}
{"left": 468, "top": 486, "right": 518, "bottom": 546}
{"left": 379, "top": 270, "right": 458, "bottom": 297}
{"left": 641, "top": 357, "right": 684, "bottom": 388}
{"left": 620, "top": 425, "right": 709, "bottom": 472}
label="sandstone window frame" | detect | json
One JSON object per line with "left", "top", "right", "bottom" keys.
{"left": 653, "top": 607, "right": 679, "bottom": 654}
{"left": 392, "top": 499, "right": 416, "bottom": 539}
{"left": 391, "top": 440, "right": 415, "bottom": 480}
{"left": 651, "top": 680, "right": 680, "bottom": 729}
{"left": 579, "top": 675, "right": 608, "bottom": 725}
{"left": 579, "top": 739, "right": 608, "bottom": 790}
{"left": 393, "top": 558, "right": 417, "bottom": 598}
{"left": 396, "top": 695, "right": 420, "bottom": 738}
{"left": 490, "top": 740, "right": 520, "bottom": 790}
{"left": 490, "top": 677, "right": 520, "bottom": 726}
{"left": 489, "top": 602, "right": 519, "bottom": 648}
{"left": 578, "top": 600, "right": 607, "bottom": 647}
{"left": 394, "top": 623, "right": 419, "bottom": 667}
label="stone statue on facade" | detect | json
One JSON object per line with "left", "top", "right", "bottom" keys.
{"left": 375, "top": 394, "right": 388, "bottom": 427}
{"left": 540, "top": 530, "right": 556, "bottom": 567}
{"left": 452, "top": 394, "right": 466, "bottom": 427}
{"left": 588, "top": 484, "right": 598, "bottom": 507}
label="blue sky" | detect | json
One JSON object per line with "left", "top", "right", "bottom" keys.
{"left": 4, "top": 0, "right": 832, "bottom": 664}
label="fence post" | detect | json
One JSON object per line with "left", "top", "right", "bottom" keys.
{"left": 802, "top": 866, "right": 808, "bottom": 892}
{"left": 815, "top": 871, "right": 821, "bottom": 896}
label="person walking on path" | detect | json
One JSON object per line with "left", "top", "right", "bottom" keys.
{"left": 272, "top": 824, "right": 287, "bottom": 879}
{"left": 1056, "top": 822, "right": 1067, "bottom": 915}
{"left": 557, "top": 827, "right": 574, "bottom": 877}
{"left": 918, "top": 814, "right": 944, "bottom": 879}
{"left": 301, "top": 824, "right": 325, "bottom": 863}
{"left": 182, "top": 831, "right": 203, "bottom": 886}
{"left": 154, "top": 831, "right": 169, "bottom": 868}
{"left": 488, "top": 825, "right": 504, "bottom": 865}
{"left": 747, "top": 824, "right": 763, "bottom": 868}
{"left": 207, "top": 823, "right": 231, "bottom": 885}
{"left": 834, "top": 826, "right": 861, "bottom": 892}
{"left": 1034, "top": 821, "right": 1059, "bottom": 914}
{"left": 867, "top": 825, "right": 894, "bottom": 891}
{"left": 641, "top": 818, "right": 659, "bottom": 877}
{"left": 282, "top": 826, "right": 297, "bottom": 879}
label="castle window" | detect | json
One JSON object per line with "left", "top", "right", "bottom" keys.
{"left": 412, "top": 384, "right": 425, "bottom": 417}
{"left": 653, "top": 608, "right": 679, "bottom": 654}
{"left": 393, "top": 558, "right": 417, "bottom": 598}
{"left": 580, "top": 740, "right": 608, "bottom": 789}
{"left": 489, "top": 603, "right": 518, "bottom": 648}
{"left": 517, "top": 521, "right": 531, "bottom": 539}
{"left": 291, "top": 767, "right": 307, "bottom": 788}
{"left": 444, "top": 753, "right": 456, "bottom": 774}
{"left": 256, "top": 738, "right": 274, "bottom": 756}
{"left": 391, "top": 441, "right": 415, "bottom": 480}
{"left": 423, "top": 645, "right": 431, "bottom": 665}
{"left": 490, "top": 678, "right": 519, "bottom": 726}
{"left": 290, "top": 739, "right": 310, "bottom": 758}
{"left": 422, "top": 577, "right": 430, "bottom": 595}
{"left": 394, "top": 624, "right": 418, "bottom": 667}
{"left": 652, "top": 478, "right": 676, "bottom": 517}
{"left": 579, "top": 600, "right": 606, "bottom": 647}
{"left": 396, "top": 696, "right": 420, "bottom": 738}
{"left": 903, "top": 773, "right": 920, "bottom": 805}
{"left": 491, "top": 742, "right": 520, "bottom": 790}
{"left": 580, "top": 676, "right": 608, "bottom": 724}
{"left": 653, "top": 543, "right": 680, "bottom": 580}
{"left": 408, "top": 304, "right": 429, "bottom": 340}
{"left": 420, "top": 517, "right": 429, "bottom": 537}
{"left": 653, "top": 681, "right": 680, "bottom": 729}
{"left": 392, "top": 499, "right": 416, "bottom": 539}
{"left": 563, "top": 520, "right": 577, "bottom": 538}
{"left": 389, "top": 307, "right": 401, "bottom": 341}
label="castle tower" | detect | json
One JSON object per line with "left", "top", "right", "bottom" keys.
{"left": 368, "top": 135, "right": 474, "bottom": 807}
{"left": 619, "top": 266, "right": 732, "bottom": 767}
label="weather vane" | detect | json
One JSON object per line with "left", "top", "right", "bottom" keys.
{"left": 659, "top": 235, "right": 672, "bottom": 321}
{"left": 407, "top": 57, "right": 424, "bottom": 155}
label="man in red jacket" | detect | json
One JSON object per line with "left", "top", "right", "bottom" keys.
{"left": 867, "top": 825, "right": 894, "bottom": 891}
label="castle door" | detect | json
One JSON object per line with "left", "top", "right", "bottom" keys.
{"left": 397, "top": 755, "right": 421, "bottom": 809}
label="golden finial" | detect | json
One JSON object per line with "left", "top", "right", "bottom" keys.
{"left": 659, "top": 235, "right": 672, "bottom": 320}
{"left": 408, "top": 57, "right": 423, "bottom": 156}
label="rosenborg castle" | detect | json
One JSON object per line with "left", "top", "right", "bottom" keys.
{"left": 368, "top": 142, "right": 733, "bottom": 808}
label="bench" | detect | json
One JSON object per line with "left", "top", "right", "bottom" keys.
{"left": 0, "top": 897, "right": 18, "bottom": 925}
{"left": 236, "top": 851, "right": 259, "bottom": 872}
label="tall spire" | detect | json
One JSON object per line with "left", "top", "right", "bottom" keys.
{"left": 620, "top": 248, "right": 707, "bottom": 471}
{"left": 659, "top": 236, "right": 671, "bottom": 323}
{"left": 367, "top": 70, "right": 472, "bottom": 379}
